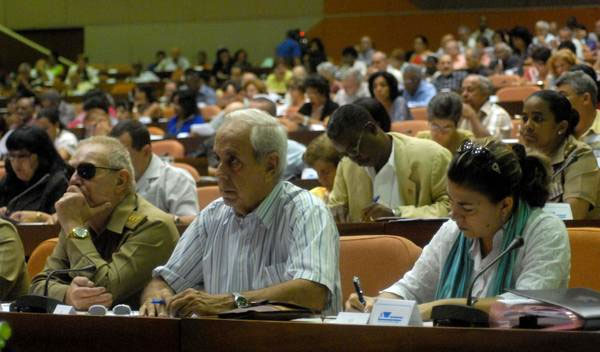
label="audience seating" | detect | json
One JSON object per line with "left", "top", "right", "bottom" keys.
{"left": 152, "top": 140, "right": 185, "bottom": 158}
{"left": 496, "top": 85, "right": 540, "bottom": 102}
{"left": 339, "top": 235, "right": 422, "bottom": 303}
{"left": 147, "top": 126, "right": 165, "bottom": 136}
{"left": 409, "top": 107, "right": 428, "bottom": 120}
{"left": 391, "top": 120, "right": 429, "bottom": 136}
{"left": 173, "top": 162, "right": 201, "bottom": 182}
{"left": 567, "top": 227, "right": 600, "bottom": 291}
{"left": 489, "top": 74, "right": 521, "bottom": 89}
{"left": 197, "top": 185, "right": 221, "bottom": 210}
{"left": 27, "top": 238, "right": 58, "bottom": 278}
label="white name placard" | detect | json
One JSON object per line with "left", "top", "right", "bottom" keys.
{"left": 543, "top": 202, "right": 573, "bottom": 220}
{"left": 333, "top": 312, "right": 370, "bottom": 325}
{"left": 368, "top": 298, "right": 422, "bottom": 327}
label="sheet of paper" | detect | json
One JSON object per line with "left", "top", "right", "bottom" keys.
{"left": 333, "top": 312, "right": 370, "bottom": 325}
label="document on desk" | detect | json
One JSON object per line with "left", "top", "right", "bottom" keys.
{"left": 332, "top": 312, "right": 370, "bottom": 325}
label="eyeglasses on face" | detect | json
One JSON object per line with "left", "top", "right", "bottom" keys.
{"left": 76, "top": 162, "right": 120, "bottom": 180}
{"left": 346, "top": 129, "right": 366, "bottom": 158}
{"left": 430, "top": 122, "right": 454, "bottom": 133}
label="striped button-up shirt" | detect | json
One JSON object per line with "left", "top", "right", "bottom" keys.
{"left": 154, "top": 181, "right": 342, "bottom": 314}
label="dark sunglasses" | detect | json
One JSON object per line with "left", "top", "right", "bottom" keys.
{"left": 456, "top": 140, "right": 501, "bottom": 175}
{"left": 76, "top": 162, "right": 120, "bottom": 180}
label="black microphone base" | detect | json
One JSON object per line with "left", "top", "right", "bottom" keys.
{"left": 431, "top": 304, "right": 489, "bottom": 327}
{"left": 9, "top": 295, "right": 63, "bottom": 313}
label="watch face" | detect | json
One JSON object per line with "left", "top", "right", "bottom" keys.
{"left": 73, "top": 227, "right": 89, "bottom": 239}
{"left": 235, "top": 295, "right": 249, "bottom": 308}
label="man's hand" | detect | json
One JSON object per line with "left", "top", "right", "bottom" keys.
{"left": 9, "top": 210, "right": 54, "bottom": 224}
{"left": 462, "top": 103, "right": 478, "bottom": 123}
{"left": 55, "top": 185, "right": 111, "bottom": 233}
{"left": 345, "top": 293, "right": 375, "bottom": 312}
{"left": 361, "top": 203, "right": 394, "bottom": 222}
{"left": 167, "top": 289, "right": 233, "bottom": 317}
{"left": 139, "top": 278, "right": 175, "bottom": 317}
{"left": 65, "top": 276, "right": 113, "bottom": 310}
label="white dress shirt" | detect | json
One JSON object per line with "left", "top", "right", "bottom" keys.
{"left": 136, "top": 154, "right": 198, "bottom": 216}
{"left": 365, "top": 143, "right": 403, "bottom": 209}
{"left": 383, "top": 207, "right": 570, "bottom": 303}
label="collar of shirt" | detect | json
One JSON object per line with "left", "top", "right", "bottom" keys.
{"left": 549, "top": 135, "right": 576, "bottom": 166}
{"left": 105, "top": 192, "right": 137, "bottom": 234}
{"left": 479, "top": 100, "right": 493, "bottom": 118}
{"left": 581, "top": 110, "right": 600, "bottom": 139}
{"left": 138, "top": 154, "right": 163, "bottom": 186}
{"left": 364, "top": 142, "right": 396, "bottom": 180}
{"left": 468, "top": 225, "right": 505, "bottom": 297}
{"left": 240, "top": 181, "right": 285, "bottom": 228}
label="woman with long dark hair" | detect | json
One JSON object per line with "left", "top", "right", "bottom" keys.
{"left": 0, "top": 125, "right": 70, "bottom": 221}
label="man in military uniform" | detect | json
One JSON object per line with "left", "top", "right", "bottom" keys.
{"left": 30, "top": 136, "right": 179, "bottom": 310}
{"left": 0, "top": 218, "right": 28, "bottom": 301}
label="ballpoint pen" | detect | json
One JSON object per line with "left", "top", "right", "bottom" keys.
{"left": 372, "top": 195, "right": 380, "bottom": 203}
{"left": 353, "top": 276, "right": 366, "bottom": 306}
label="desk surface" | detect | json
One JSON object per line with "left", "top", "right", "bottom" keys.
{"left": 0, "top": 312, "right": 597, "bottom": 352}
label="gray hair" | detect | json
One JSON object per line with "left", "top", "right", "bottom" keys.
{"left": 78, "top": 136, "right": 135, "bottom": 188}
{"left": 556, "top": 71, "right": 599, "bottom": 106}
{"left": 221, "top": 109, "right": 288, "bottom": 179}
{"left": 403, "top": 63, "right": 423, "bottom": 78}
{"left": 427, "top": 92, "right": 463, "bottom": 124}
{"left": 496, "top": 42, "right": 513, "bottom": 56}
{"left": 536, "top": 20, "right": 549, "bottom": 31}
{"left": 340, "top": 67, "right": 364, "bottom": 82}
{"left": 316, "top": 62, "right": 337, "bottom": 77}
{"left": 467, "top": 74, "right": 495, "bottom": 96}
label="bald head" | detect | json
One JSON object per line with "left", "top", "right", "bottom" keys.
{"left": 371, "top": 51, "right": 388, "bottom": 71}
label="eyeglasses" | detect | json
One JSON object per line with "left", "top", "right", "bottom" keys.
{"left": 456, "top": 140, "right": 501, "bottom": 174}
{"left": 76, "top": 162, "right": 121, "bottom": 180}
{"left": 7, "top": 152, "right": 32, "bottom": 161}
{"left": 347, "top": 128, "right": 366, "bottom": 158}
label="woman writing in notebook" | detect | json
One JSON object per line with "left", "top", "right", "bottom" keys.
{"left": 346, "top": 139, "right": 570, "bottom": 319}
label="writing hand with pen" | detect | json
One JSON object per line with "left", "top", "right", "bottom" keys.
{"left": 360, "top": 195, "right": 395, "bottom": 222}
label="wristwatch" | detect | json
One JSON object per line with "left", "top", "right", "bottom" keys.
{"left": 69, "top": 226, "right": 90, "bottom": 239}
{"left": 232, "top": 292, "right": 250, "bottom": 309}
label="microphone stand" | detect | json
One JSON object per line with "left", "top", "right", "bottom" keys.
{"left": 10, "top": 264, "right": 97, "bottom": 313}
{"left": 431, "top": 237, "right": 524, "bottom": 327}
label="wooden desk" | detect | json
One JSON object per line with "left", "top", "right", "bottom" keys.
{"left": 1, "top": 312, "right": 597, "bottom": 352}
{"left": 16, "top": 224, "right": 60, "bottom": 257}
{"left": 182, "top": 318, "right": 600, "bottom": 352}
{"left": 0, "top": 312, "right": 179, "bottom": 352}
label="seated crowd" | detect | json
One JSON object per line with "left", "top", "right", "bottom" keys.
{"left": 0, "top": 17, "right": 600, "bottom": 320}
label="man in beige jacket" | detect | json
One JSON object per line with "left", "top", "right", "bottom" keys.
{"left": 327, "top": 104, "right": 452, "bottom": 222}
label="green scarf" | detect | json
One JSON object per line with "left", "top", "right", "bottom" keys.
{"left": 434, "top": 200, "right": 531, "bottom": 300}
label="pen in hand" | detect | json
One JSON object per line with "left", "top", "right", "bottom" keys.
{"left": 353, "top": 276, "right": 366, "bottom": 306}
{"left": 372, "top": 195, "right": 380, "bottom": 204}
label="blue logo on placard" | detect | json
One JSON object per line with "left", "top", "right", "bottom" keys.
{"left": 378, "top": 311, "right": 404, "bottom": 323}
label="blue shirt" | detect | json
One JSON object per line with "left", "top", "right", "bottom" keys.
{"left": 154, "top": 181, "right": 342, "bottom": 314}
{"left": 276, "top": 38, "right": 302, "bottom": 59}
{"left": 403, "top": 80, "right": 437, "bottom": 108}
{"left": 198, "top": 85, "right": 217, "bottom": 106}
{"left": 167, "top": 114, "right": 205, "bottom": 136}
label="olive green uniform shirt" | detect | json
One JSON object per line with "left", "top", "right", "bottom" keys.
{"left": 29, "top": 193, "right": 179, "bottom": 308}
{"left": 416, "top": 129, "right": 474, "bottom": 155}
{"left": 548, "top": 135, "right": 600, "bottom": 219}
{"left": 0, "top": 219, "right": 29, "bottom": 301}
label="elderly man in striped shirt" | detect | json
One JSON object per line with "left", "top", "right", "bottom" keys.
{"left": 140, "top": 109, "right": 342, "bottom": 317}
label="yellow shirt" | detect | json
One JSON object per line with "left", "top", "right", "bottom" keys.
{"left": 416, "top": 129, "right": 473, "bottom": 155}
{"left": 266, "top": 71, "right": 292, "bottom": 95}
{"left": 0, "top": 219, "right": 29, "bottom": 301}
{"left": 548, "top": 135, "right": 600, "bottom": 219}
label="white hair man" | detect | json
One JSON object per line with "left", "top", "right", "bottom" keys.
{"left": 556, "top": 71, "right": 600, "bottom": 151}
{"left": 459, "top": 74, "right": 512, "bottom": 138}
{"left": 334, "top": 67, "right": 370, "bottom": 106}
{"left": 370, "top": 51, "right": 403, "bottom": 84}
{"left": 140, "top": 109, "right": 342, "bottom": 317}
{"left": 30, "top": 136, "right": 179, "bottom": 310}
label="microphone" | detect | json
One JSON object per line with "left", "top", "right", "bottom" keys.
{"left": 431, "top": 237, "right": 525, "bottom": 327}
{"left": 10, "top": 264, "right": 97, "bottom": 314}
{"left": 552, "top": 150, "right": 580, "bottom": 180}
